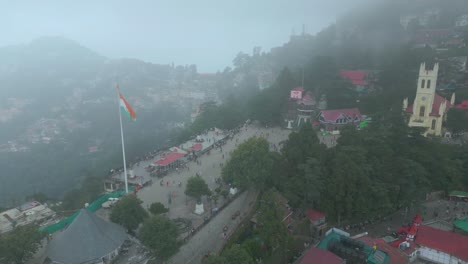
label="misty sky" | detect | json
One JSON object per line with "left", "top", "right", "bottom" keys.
{"left": 1, "top": 0, "right": 373, "bottom": 72}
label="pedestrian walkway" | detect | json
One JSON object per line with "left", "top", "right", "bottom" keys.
{"left": 137, "top": 124, "right": 291, "bottom": 223}
{"left": 136, "top": 124, "right": 291, "bottom": 263}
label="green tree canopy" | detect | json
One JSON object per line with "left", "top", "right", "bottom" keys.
{"left": 446, "top": 108, "right": 468, "bottom": 135}
{"left": 222, "top": 137, "right": 274, "bottom": 190}
{"left": 281, "top": 123, "right": 324, "bottom": 172}
{"left": 61, "top": 176, "right": 103, "bottom": 211}
{"left": 185, "top": 176, "right": 212, "bottom": 202}
{"left": 256, "top": 191, "right": 290, "bottom": 251}
{"left": 248, "top": 67, "right": 297, "bottom": 125}
{"left": 139, "top": 216, "right": 181, "bottom": 261}
{"left": 149, "top": 202, "right": 169, "bottom": 215}
{"left": 110, "top": 195, "right": 148, "bottom": 232}
{"left": 204, "top": 244, "right": 254, "bottom": 264}
{"left": 0, "top": 225, "right": 44, "bottom": 264}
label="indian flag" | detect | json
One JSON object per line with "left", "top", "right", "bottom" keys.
{"left": 119, "top": 93, "right": 136, "bottom": 121}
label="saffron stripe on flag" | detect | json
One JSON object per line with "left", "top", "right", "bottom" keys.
{"left": 119, "top": 93, "right": 136, "bottom": 121}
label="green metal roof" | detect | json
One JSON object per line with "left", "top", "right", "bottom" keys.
{"left": 454, "top": 217, "right": 468, "bottom": 232}
{"left": 317, "top": 229, "right": 389, "bottom": 264}
{"left": 40, "top": 188, "right": 133, "bottom": 234}
{"left": 448, "top": 191, "right": 468, "bottom": 198}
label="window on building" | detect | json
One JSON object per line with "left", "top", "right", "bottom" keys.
{"left": 421, "top": 79, "right": 425, "bottom": 88}
{"left": 420, "top": 106, "right": 425, "bottom": 117}
{"left": 431, "top": 119, "right": 436, "bottom": 129}
{"left": 427, "top": 79, "right": 431, "bottom": 88}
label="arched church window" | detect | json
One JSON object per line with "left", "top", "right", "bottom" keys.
{"left": 419, "top": 106, "right": 425, "bottom": 117}
{"left": 431, "top": 119, "right": 436, "bottom": 129}
{"left": 421, "top": 79, "right": 425, "bottom": 88}
{"left": 427, "top": 80, "right": 431, "bottom": 88}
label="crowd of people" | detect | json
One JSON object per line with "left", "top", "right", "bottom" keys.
{"left": 106, "top": 125, "right": 248, "bottom": 191}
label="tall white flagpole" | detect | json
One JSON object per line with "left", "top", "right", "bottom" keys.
{"left": 116, "top": 85, "right": 129, "bottom": 194}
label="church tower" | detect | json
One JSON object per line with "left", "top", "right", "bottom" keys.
{"left": 413, "top": 62, "right": 438, "bottom": 120}
{"left": 404, "top": 62, "right": 453, "bottom": 136}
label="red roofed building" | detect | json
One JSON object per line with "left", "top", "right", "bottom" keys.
{"left": 415, "top": 225, "right": 468, "bottom": 263}
{"left": 298, "top": 247, "right": 343, "bottom": 264}
{"left": 339, "top": 70, "right": 375, "bottom": 94}
{"left": 403, "top": 63, "right": 455, "bottom": 136}
{"left": 340, "top": 70, "right": 368, "bottom": 86}
{"left": 318, "top": 108, "right": 362, "bottom": 131}
{"left": 306, "top": 209, "right": 327, "bottom": 237}
{"left": 455, "top": 100, "right": 468, "bottom": 110}
{"left": 306, "top": 209, "right": 326, "bottom": 226}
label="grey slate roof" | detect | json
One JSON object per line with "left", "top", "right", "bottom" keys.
{"left": 46, "top": 209, "right": 128, "bottom": 264}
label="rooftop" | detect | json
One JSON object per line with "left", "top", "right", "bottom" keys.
{"left": 46, "top": 209, "right": 128, "bottom": 264}
{"left": 339, "top": 70, "right": 368, "bottom": 86}
{"left": 188, "top": 143, "right": 202, "bottom": 152}
{"left": 405, "top": 93, "right": 452, "bottom": 117}
{"left": 306, "top": 209, "right": 326, "bottom": 221}
{"left": 1, "top": 202, "right": 55, "bottom": 234}
{"left": 415, "top": 225, "right": 468, "bottom": 261}
{"left": 296, "top": 91, "right": 316, "bottom": 106}
{"left": 455, "top": 101, "right": 468, "bottom": 110}
{"left": 154, "top": 151, "right": 185, "bottom": 166}
{"left": 320, "top": 108, "right": 362, "bottom": 122}
{"left": 292, "top": 86, "right": 305, "bottom": 92}
{"left": 298, "top": 247, "right": 343, "bottom": 264}
{"left": 318, "top": 228, "right": 389, "bottom": 264}
{"left": 357, "top": 236, "right": 407, "bottom": 264}
{"left": 453, "top": 217, "right": 468, "bottom": 232}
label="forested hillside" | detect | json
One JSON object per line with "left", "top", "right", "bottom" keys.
{"left": 0, "top": 37, "right": 199, "bottom": 206}
{"left": 190, "top": 0, "right": 468, "bottom": 222}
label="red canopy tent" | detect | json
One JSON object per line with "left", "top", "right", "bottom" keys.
{"left": 154, "top": 152, "right": 185, "bottom": 166}
{"left": 188, "top": 143, "right": 202, "bottom": 152}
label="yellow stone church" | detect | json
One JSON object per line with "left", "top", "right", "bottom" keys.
{"left": 403, "top": 63, "right": 455, "bottom": 136}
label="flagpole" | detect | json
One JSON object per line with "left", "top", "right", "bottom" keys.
{"left": 116, "top": 85, "right": 129, "bottom": 194}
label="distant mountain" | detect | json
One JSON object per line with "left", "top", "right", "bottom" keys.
{"left": 0, "top": 37, "right": 212, "bottom": 206}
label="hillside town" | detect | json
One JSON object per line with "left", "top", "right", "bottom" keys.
{"left": 1, "top": 2, "right": 468, "bottom": 264}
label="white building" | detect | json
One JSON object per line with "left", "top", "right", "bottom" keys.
{"left": 0, "top": 201, "right": 56, "bottom": 234}
{"left": 403, "top": 63, "right": 455, "bottom": 136}
{"left": 455, "top": 14, "right": 468, "bottom": 27}
{"left": 415, "top": 225, "right": 468, "bottom": 264}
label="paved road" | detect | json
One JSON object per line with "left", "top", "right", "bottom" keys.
{"left": 169, "top": 191, "right": 258, "bottom": 264}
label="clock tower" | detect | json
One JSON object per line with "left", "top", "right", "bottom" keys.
{"left": 403, "top": 62, "right": 454, "bottom": 136}
{"left": 413, "top": 62, "right": 438, "bottom": 119}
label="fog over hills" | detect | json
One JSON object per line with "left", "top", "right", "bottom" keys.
{"left": 0, "top": 37, "right": 211, "bottom": 205}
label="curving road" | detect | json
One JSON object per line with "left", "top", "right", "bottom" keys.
{"left": 169, "top": 190, "right": 258, "bottom": 264}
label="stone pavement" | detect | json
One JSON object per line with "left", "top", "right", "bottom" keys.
{"left": 137, "top": 124, "right": 291, "bottom": 224}
{"left": 112, "top": 130, "right": 226, "bottom": 185}
{"left": 135, "top": 124, "right": 290, "bottom": 263}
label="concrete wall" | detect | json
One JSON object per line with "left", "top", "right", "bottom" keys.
{"left": 418, "top": 246, "right": 466, "bottom": 264}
